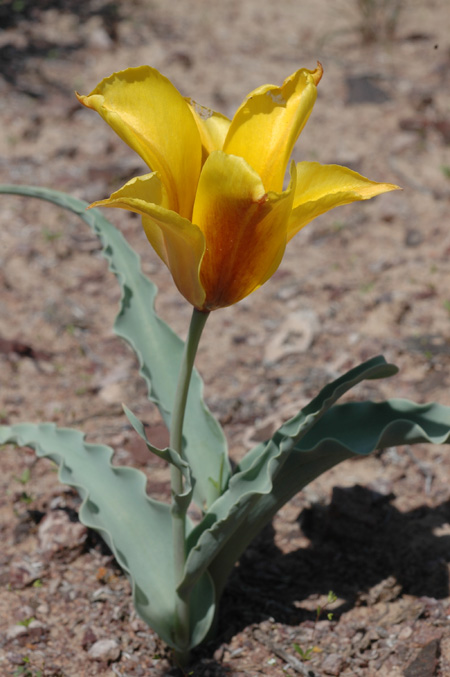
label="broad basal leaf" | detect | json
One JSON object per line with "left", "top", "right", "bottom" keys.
{"left": 205, "top": 397, "right": 450, "bottom": 596}
{"left": 0, "top": 185, "right": 230, "bottom": 509}
{"left": 0, "top": 423, "right": 216, "bottom": 650}
{"left": 181, "top": 356, "right": 397, "bottom": 597}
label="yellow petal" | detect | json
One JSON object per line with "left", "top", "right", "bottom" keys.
{"left": 76, "top": 66, "right": 202, "bottom": 219}
{"left": 185, "top": 98, "right": 231, "bottom": 162}
{"left": 287, "top": 162, "right": 401, "bottom": 240}
{"left": 90, "top": 174, "right": 206, "bottom": 309}
{"left": 192, "top": 151, "right": 296, "bottom": 310}
{"left": 223, "top": 64, "right": 322, "bottom": 192}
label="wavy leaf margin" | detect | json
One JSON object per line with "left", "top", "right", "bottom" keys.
{"left": 181, "top": 356, "right": 397, "bottom": 595}
{"left": 0, "top": 423, "right": 215, "bottom": 651}
{"left": 0, "top": 184, "right": 230, "bottom": 509}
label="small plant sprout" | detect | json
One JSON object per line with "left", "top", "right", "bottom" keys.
{"left": 13, "top": 467, "right": 31, "bottom": 485}
{"left": 293, "top": 644, "right": 314, "bottom": 661}
{"left": 318, "top": 590, "right": 338, "bottom": 623}
{"left": 293, "top": 591, "right": 338, "bottom": 661}
{"left": 2, "top": 63, "right": 450, "bottom": 667}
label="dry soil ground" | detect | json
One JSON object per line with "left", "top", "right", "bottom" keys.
{"left": 1, "top": 0, "right": 450, "bottom": 675}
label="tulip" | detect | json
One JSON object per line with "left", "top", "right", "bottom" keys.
{"left": 77, "top": 65, "right": 398, "bottom": 311}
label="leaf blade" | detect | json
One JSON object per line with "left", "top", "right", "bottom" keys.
{"left": 181, "top": 358, "right": 450, "bottom": 599}
{"left": 0, "top": 184, "right": 230, "bottom": 509}
{"left": 207, "top": 398, "right": 450, "bottom": 597}
{"left": 0, "top": 423, "right": 216, "bottom": 650}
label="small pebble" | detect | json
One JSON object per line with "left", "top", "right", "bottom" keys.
{"left": 88, "top": 638, "right": 121, "bottom": 662}
{"left": 27, "top": 620, "right": 48, "bottom": 641}
{"left": 6, "top": 625, "right": 28, "bottom": 642}
{"left": 38, "top": 509, "right": 87, "bottom": 558}
{"left": 322, "top": 652, "right": 344, "bottom": 675}
{"left": 399, "top": 626, "right": 413, "bottom": 640}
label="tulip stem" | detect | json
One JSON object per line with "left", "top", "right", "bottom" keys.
{"left": 170, "top": 307, "right": 209, "bottom": 659}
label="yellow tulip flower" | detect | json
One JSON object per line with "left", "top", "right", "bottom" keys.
{"left": 77, "top": 65, "right": 399, "bottom": 311}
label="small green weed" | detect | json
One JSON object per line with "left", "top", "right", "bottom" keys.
{"left": 293, "top": 591, "right": 338, "bottom": 662}
{"left": 293, "top": 644, "right": 314, "bottom": 660}
{"left": 42, "top": 228, "right": 62, "bottom": 242}
{"left": 14, "top": 468, "right": 31, "bottom": 485}
{"left": 360, "top": 281, "right": 375, "bottom": 294}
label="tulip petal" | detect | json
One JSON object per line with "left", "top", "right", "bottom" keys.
{"left": 287, "top": 162, "right": 401, "bottom": 240}
{"left": 76, "top": 67, "right": 202, "bottom": 219}
{"left": 192, "top": 151, "right": 296, "bottom": 310}
{"left": 185, "top": 98, "right": 231, "bottom": 162}
{"left": 223, "top": 64, "right": 322, "bottom": 192}
{"left": 90, "top": 174, "right": 206, "bottom": 309}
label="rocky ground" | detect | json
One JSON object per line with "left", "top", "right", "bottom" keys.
{"left": 1, "top": 0, "right": 450, "bottom": 675}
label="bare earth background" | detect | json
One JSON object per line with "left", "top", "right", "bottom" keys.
{"left": 1, "top": 0, "right": 450, "bottom": 675}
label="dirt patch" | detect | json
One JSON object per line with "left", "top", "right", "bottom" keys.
{"left": 1, "top": 0, "right": 450, "bottom": 675}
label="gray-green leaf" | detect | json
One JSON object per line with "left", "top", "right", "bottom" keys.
{"left": 0, "top": 423, "right": 215, "bottom": 651}
{"left": 181, "top": 358, "right": 450, "bottom": 600}
{"left": 0, "top": 184, "right": 230, "bottom": 509}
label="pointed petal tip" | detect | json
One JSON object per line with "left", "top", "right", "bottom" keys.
{"left": 312, "top": 62, "right": 323, "bottom": 86}
{"left": 75, "top": 91, "right": 94, "bottom": 109}
{"left": 372, "top": 181, "right": 402, "bottom": 196}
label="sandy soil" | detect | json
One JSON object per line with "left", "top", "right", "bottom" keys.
{"left": 1, "top": 0, "right": 450, "bottom": 675}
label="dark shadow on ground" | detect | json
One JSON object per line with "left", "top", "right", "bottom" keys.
{"left": 197, "top": 485, "right": 450, "bottom": 659}
{"left": 0, "top": 0, "right": 120, "bottom": 32}
{"left": 79, "top": 477, "right": 450, "bottom": 675}
{"left": 0, "top": 0, "right": 120, "bottom": 96}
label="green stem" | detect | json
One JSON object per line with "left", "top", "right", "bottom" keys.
{"left": 170, "top": 307, "right": 209, "bottom": 656}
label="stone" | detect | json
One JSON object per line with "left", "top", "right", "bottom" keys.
{"left": 38, "top": 509, "right": 87, "bottom": 560}
{"left": 322, "top": 653, "right": 344, "bottom": 675}
{"left": 404, "top": 639, "right": 439, "bottom": 677}
{"left": 8, "top": 558, "right": 45, "bottom": 589}
{"left": 88, "top": 638, "right": 121, "bottom": 662}
{"left": 6, "top": 625, "right": 28, "bottom": 642}
{"left": 264, "top": 309, "right": 319, "bottom": 363}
